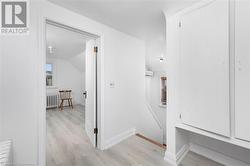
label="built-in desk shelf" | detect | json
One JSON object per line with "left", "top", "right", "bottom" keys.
{"left": 176, "top": 123, "right": 250, "bottom": 150}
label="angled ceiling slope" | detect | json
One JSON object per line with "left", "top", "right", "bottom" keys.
{"left": 48, "top": 0, "right": 198, "bottom": 71}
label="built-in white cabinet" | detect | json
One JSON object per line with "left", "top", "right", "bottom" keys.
{"left": 167, "top": 0, "right": 250, "bottom": 150}
{"left": 235, "top": 1, "right": 250, "bottom": 142}
{"left": 179, "top": 0, "right": 230, "bottom": 137}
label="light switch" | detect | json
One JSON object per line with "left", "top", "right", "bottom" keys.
{"left": 109, "top": 81, "right": 115, "bottom": 88}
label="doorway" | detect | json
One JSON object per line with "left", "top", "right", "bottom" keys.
{"left": 45, "top": 20, "right": 100, "bottom": 165}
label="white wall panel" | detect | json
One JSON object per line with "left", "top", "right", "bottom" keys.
{"left": 179, "top": 0, "right": 230, "bottom": 136}
{"left": 0, "top": 0, "right": 147, "bottom": 164}
{"left": 46, "top": 58, "right": 85, "bottom": 105}
{"left": 235, "top": 0, "right": 250, "bottom": 142}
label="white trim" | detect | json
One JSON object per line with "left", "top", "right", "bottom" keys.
{"left": 164, "top": 143, "right": 250, "bottom": 166}
{"left": 164, "top": 152, "right": 178, "bottom": 166}
{"left": 176, "top": 124, "right": 250, "bottom": 149}
{"left": 176, "top": 144, "right": 190, "bottom": 163}
{"left": 37, "top": 9, "right": 47, "bottom": 166}
{"left": 46, "top": 86, "right": 58, "bottom": 89}
{"left": 145, "top": 70, "right": 154, "bottom": 76}
{"left": 37, "top": 14, "right": 104, "bottom": 166}
{"left": 189, "top": 143, "right": 250, "bottom": 166}
{"left": 165, "top": 0, "right": 215, "bottom": 19}
{"left": 159, "top": 104, "right": 167, "bottom": 108}
{"left": 103, "top": 128, "right": 136, "bottom": 150}
{"left": 164, "top": 144, "right": 190, "bottom": 166}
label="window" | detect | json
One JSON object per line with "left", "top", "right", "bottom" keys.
{"left": 160, "top": 77, "right": 167, "bottom": 106}
{"left": 46, "top": 63, "right": 53, "bottom": 86}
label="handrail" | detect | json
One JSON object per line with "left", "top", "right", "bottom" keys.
{"left": 145, "top": 99, "right": 163, "bottom": 129}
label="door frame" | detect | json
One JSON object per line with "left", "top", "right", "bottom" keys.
{"left": 37, "top": 16, "right": 104, "bottom": 166}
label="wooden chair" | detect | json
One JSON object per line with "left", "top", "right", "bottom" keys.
{"left": 59, "top": 90, "right": 73, "bottom": 110}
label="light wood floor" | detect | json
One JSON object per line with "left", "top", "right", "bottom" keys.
{"left": 46, "top": 105, "right": 223, "bottom": 166}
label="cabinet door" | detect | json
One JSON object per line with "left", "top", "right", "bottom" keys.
{"left": 235, "top": 1, "right": 250, "bottom": 142}
{"left": 180, "top": 0, "right": 230, "bottom": 136}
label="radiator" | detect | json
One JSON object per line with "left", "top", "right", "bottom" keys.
{"left": 46, "top": 94, "right": 58, "bottom": 109}
{"left": 0, "top": 140, "right": 13, "bottom": 166}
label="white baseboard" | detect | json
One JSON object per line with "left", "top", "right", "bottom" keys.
{"left": 190, "top": 143, "right": 250, "bottom": 166}
{"left": 164, "top": 151, "right": 178, "bottom": 166}
{"left": 103, "top": 128, "right": 136, "bottom": 150}
{"left": 176, "top": 144, "right": 190, "bottom": 163}
{"left": 164, "top": 144, "right": 190, "bottom": 166}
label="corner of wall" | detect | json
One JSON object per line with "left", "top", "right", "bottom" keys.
{"left": 164, "top": 144, "right": 190, "bottom": 166}
{"left": 164, "top": 8, "right": 191, "bottom": 166}
{"left": 103, "top": 128, "right": 136, "bottom": 150}
{"left": 164, "top": 128, "right": 190, "bottom": 165}
{"left": 164, "top": 151, "right": 178, "bottom": 166}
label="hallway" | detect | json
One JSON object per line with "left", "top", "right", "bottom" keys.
{"left": 46, "top": 105, "right": 222, "bottom": 166}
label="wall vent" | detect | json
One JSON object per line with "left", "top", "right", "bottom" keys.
{"left": 46, "top": 94, "right": 58, "bottom": 109}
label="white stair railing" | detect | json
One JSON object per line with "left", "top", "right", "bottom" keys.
{"left": 145, "top": 99, "right": 163, "bottom": 129}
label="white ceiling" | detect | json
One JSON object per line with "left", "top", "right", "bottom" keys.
{"left": 46, "top": 23, "right": 88, "bottom": 59}
{"left": 46, "top": 23, "right": 91, "bottom": 72}
{"left": 48, "top": 0, "right": 198, "bottom": 71}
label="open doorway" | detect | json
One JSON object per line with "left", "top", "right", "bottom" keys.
{"left": 45, "top": 20, "right": 100, "bottom": 166}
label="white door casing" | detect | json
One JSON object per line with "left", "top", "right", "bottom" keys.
{"left": 235, "top": 0, "right": 250, "bottom": 142}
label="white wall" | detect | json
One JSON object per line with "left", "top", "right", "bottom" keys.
{"left": 145, "top": 71, "right": 166, "bottom": 143}
{"left": 68, "top": 52, "right": 85, "bottom": 72}
{"left": 0, "top": 0, "right": 148, "bottom": 165}
{"left": 46, "top": 57, "right": 85, "bottom": 105}
{"left": 145, "top": 39, "right": 167, "bottom": 71}
{"left": 1, "top": 2, "right": 39, "bottom": 163}
{"left": 164, "top": 13, "right": 189, "bottom": 165}
{"left": 136, "top": 108, "right": 164, "bottom": 144}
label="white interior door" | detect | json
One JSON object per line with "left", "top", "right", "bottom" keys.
{"left": 85, "top": 39, "right": 97, "bottom": 147}
{"left": 235, "top": 1, "right": 250, "bottom": 142}
{"left": 179, "top": 0, "right": 230, "bottom": 136}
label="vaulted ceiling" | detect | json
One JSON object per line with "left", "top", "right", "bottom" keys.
{"left": 48, "top": 0, "right": 198, "bottom": 71}
{"left": 46, "top": 23, "right": 87, "bottom": 59}
{"left": 46, "top": 23, "right": 88, "bottom": 72}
